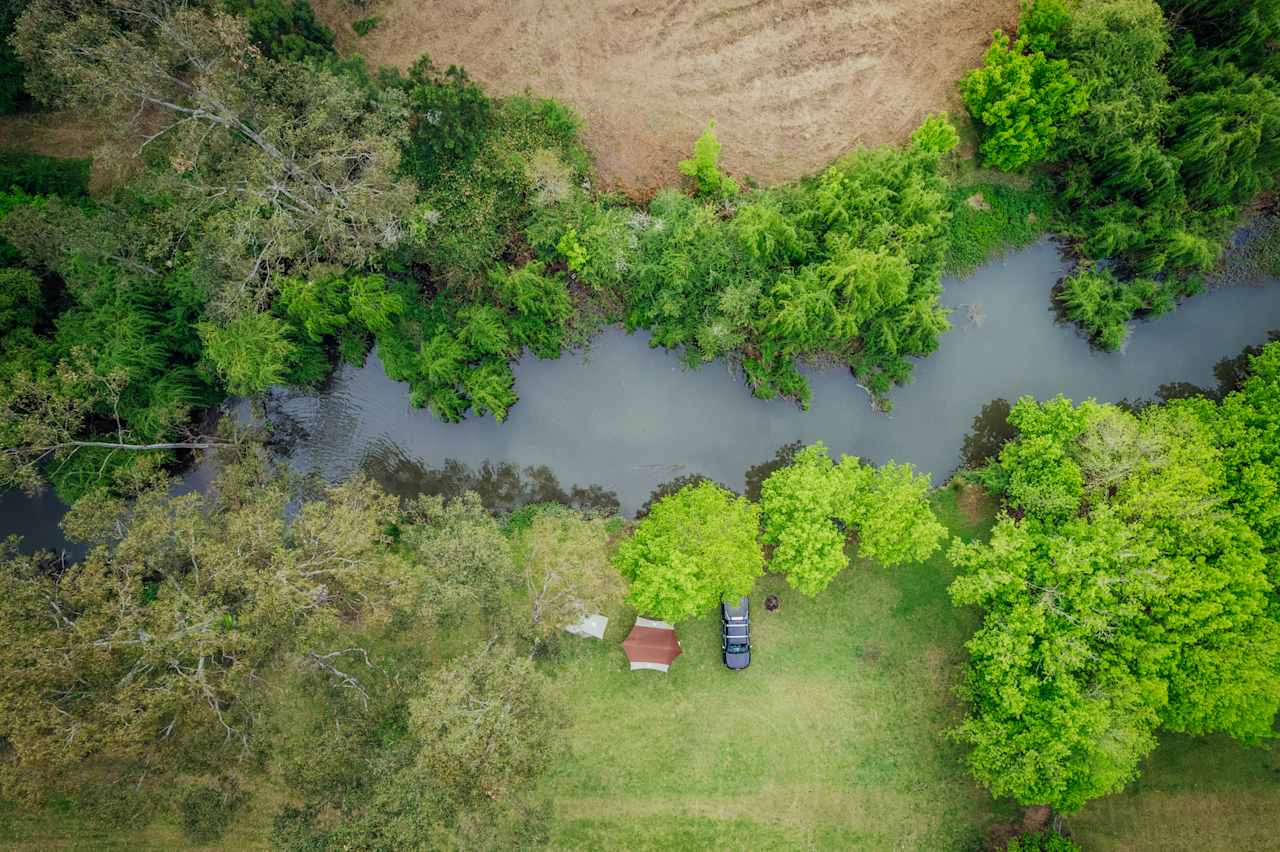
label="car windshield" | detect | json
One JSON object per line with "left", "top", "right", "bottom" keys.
{"left": 727, "top": 643, "right": 748, "bottom": 654}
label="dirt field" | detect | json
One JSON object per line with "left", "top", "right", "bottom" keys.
{"left": 315, "top": 0, "right": 1017, "bottom": 195}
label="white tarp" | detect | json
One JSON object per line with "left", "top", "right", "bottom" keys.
{"left": 563, "top": 612, "right": 608, "bottom": 640}
{"left": 629, "top": 661, "right": 670, "bottom": 672}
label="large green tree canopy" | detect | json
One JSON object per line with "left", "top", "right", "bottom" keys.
{"left": 613, "top": 480, "right": 763, "bottom": 623}
{"left": 951, "top": 351, "right": 1280, "bottom": 811}
{"left": 760, "top": 442, "right": 945, "bottom": 597}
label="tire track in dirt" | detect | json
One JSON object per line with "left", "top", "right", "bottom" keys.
{"left": 315, "top": 0, "right": 1017, "bottom": 195}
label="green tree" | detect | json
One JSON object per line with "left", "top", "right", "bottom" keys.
{"left": 199, "top": 312, "right": 296, "bottom": 395}
{"left": 0, "top": 456, "right": 420, "bottom": 805}
{"left": 1168, "top": 65, "right": 1280, "bottom": 207}
{"left": 397, "top": 54, "right": 493, "bottom": 184}
{"left": 761, "top": 442, "right": 944, "bottom": 597}
{"left": 13, "top": 0, "right": 414, "bottom": 312}
{"left": 279, "top": 647, "right": 564, "bottom": 850}
{"left": 679, "top": 121, "right": 740, "bottom": 197}
{"left": 614, "top": 480, "right": 763, "bottom": 622}
{"left": 963, "top": 30, "right": 1089, "bottom": 170}
{"left": 222, "top": 0, "right": 335, "bottom": 62}
{"left": 952, "top": 393, "right": 1280, "bottom": 812}
{"left": 516, "top": 507, "right": 625, "bottom": 652}
{"left": 1214, "top": 341, "right": 1280, "bottom": 580}
{"left": 401, "top": 491, "right": 517, "bottom": 619}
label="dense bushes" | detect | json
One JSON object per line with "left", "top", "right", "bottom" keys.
{"left": 222, "top": 0, "right": 336, "bottom": 63}
{"left": 945, "top": 182, "right": 1052, "bottom": 273}
{"left": 572, "top": 115, "right": 961, "bottom": 408}
{"left": 963, "top": 0, "right": 1280, "bottom": 344}
{"left": 1056, "top": 266, "right": 1189, "bottom": 350}
{"left": 0, "top": 0, "right": 28, "bottom": 114}
{"left": 962, "top": 26, "right": 1088, "bottom": 170}
{"left": 952, "top": 360, "right": 1280, "bottom": 811}
{"left": 398, "top": 56, "right": 493, "bottom": 184}
{"left": 0, "top": 150, "right": 90, "bottom": 197}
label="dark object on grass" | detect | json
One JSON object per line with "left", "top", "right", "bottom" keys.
{"left": 764, "top": 595, "right": 780, "bottom": 612}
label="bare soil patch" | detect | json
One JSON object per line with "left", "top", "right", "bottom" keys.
{"left": 315, "top": 0, "right": 1017, "bottom": 195}
{"left": 956, "top": 482, "right": 995, "bottom": 526}
{"left": 0, "top": 111, "right": 145, "bottom": 193}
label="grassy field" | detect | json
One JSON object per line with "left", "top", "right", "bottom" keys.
{"left": 4, "top": 487, "right": 1279, "bottom": 850}
{"left": 537, "top": 487, "right": 1012, "bottom": 850}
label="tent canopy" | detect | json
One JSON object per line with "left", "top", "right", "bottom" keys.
{"left": 622, "top": 617, "right": 682, "bottom": 672}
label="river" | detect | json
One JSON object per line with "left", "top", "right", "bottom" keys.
{"left": 5, "top": 240, "right": 1280, "bottom": 551}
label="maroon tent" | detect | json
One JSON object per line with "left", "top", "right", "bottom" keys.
{"left": 622, "top": 617, "right": 682, "bottom": 672}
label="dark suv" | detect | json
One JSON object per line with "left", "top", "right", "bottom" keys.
{"left": 721, "top": 597, "right": 750, "bottom": 670}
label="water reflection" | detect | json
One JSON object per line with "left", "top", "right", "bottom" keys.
{"left": 361, "top": 441, "right": 620, "bottom": 516}
{"left": 958, "top": 399, "right": 1014, "bottom": 470}
{"left": 4, "top": 241, "right": 1280, "bottom": 551}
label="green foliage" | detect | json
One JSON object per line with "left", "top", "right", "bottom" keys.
{"left": 406, "top": 94, "right": 585, "bottom": 284}
{"left": 985, "top": 0, "right": 1280, "bottom": 335}
{"left": 177, "top": 776, "right": 249, "bottom": 844}
{"left": 0, "top": 267, "right": 41, "bottom": 336}
{"left": 962, "top": 29, "right": 1088, "bottom": 170}
{"left": 0, "top": 0, "right": 28, "bottom": 115}
{"left": 945, "top": 182, "right": 1053, "bottom": 273}
{"left": 1006, "top": 830, "right": 1081, "bottom": 852}
{"left": 760, "top": 442, "right": 945, "bottom": 596}
{"left": 351, "top": 15, "right": 381, "bottom": 36}
{"left": 1159, "top": 0, "right": 1280, "bottom": 74}
{"left": 0, "top": 205, "right": 223, "bottom": 496}
{"left": 557, "top": 226, "right": 589, "bottom": 273}
{"left": 622, "top": 115, "right": 957, "bottom": 408}
{"left": 761, "top": 444, "right": 859, "bottom": 596}
{"left": 223, "top": 0, "right": 336, "bottom": 63}
{"left": 276, "top": 272, "right": 404, "bottom": 372}
{"left": 678, "top": 121, "right": 739, "bottom": 198}
{"left": 279, "top": 647, "right": 563, "bottom": 850}
{"left": 0, "top": 150, "right": 91, "bottom": 198}
{"left": 1167, "top": 64, "right": 1280, "bottom": 207}
{"left": 1056, "top": 267, "right": 1177, "bottom": 351}
{"left": 614, "top": 480, "right": 763, "bottom": 623}
{"left": 1214, "top": 342, "right": 1280, "bottom": 581}
{"left": 199, "top": 312, "right": 296, "bottom": 395}
{"left": 398, "top": 55, "right": 493, "bottom": 185}
{"left": 489, "top": 260, "right": 572, "bottom": 359}
{"left": 953, "top": 388, "right": 1280, "bottom": 811}
{"left": 0, "top": 461, "right": 418, "bottom": 805}
{"left": 1019, "top": 0, "right": 1072, "bottom": 53}
{"left": 376, "top": 259, "right": 571, "bottom": 423}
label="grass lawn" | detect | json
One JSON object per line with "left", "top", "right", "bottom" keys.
{"left": 4, "top": 487, "right": 1279, "bottom": 850}
{"left": 537, "top": 487, "right": 1015, "bottom": 850}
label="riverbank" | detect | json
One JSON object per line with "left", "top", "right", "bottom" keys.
{"left": 7, "top": 239, "right": 1280, "bottom": 553}
{"left": 5, "top": 485, "right": 1277, "bottom": 850}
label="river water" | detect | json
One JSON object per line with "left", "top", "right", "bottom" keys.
{"left": 6, "top": 240, "right": 1280, "bottom": 550}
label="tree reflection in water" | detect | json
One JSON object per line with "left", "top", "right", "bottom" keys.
{"left": 360, "top": 441, "right": 620, "bottom": 517}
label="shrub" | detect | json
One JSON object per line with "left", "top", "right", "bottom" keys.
{"left": 678, "top": 121, "right": 739, "bottom": 197}
{"left": 962, "top": 30, "right": 1088, "bottom": 170}
{"left": 398, "top": 55, "right": 492, "bottom": 185}
{"left": 0, "top": 151, "right": 91, "bottom": 198}
{"left": 199, "top": 312, "right": 296, "bottom": 395}
{"left": 1007, "top": 830, "right": 1081, "bottom": 851}
{"left": 223, "top": 0, "right": 336, "bottom": 63}
{"left": 1056, "top": 266, "right": 1179, "bottom": 351}
{"left": 1167, "top": 64, "right": 1280, "bottom": 208}
{"left": 945, "top": 182, "right": 1053, "bottom": 273}
{"left": 177, "top": 776, "right": 249, "bottom": 844}
{"left": 351, "top": 15, "right": 381, "bottom": 36}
